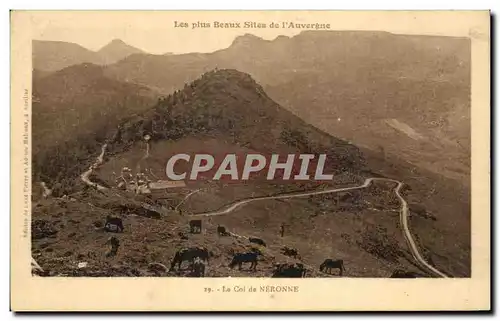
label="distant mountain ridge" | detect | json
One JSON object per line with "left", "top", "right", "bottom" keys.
{"left": 33, "top": 38, "right": 146, "bottom": 72}
{"left": 97, "top": 39, "right": 144, "bottom": 65}
{"left": 102, "top": 30, "right": 471, "bottom": 182}
{"left": 32, "top": 30, "right": 471, "bottom": 182}
{"left": 33, "top": 40, "right": 102, "bottom": 72}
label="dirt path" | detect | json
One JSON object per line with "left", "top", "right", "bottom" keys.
{"left": 390, "top": 179, "right": 449, "bottom": 278}
{"left": 80, "top": 144, "right": 108, "bottom": 191}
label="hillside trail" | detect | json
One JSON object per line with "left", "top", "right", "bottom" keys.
{"left": 81, "top": 143, "right": 449, "bottom": 278}
{"left": 80, "top": 143, "right": 108, "bottom": 191}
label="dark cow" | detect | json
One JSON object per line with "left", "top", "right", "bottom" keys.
{"left": 390, "top": 269, "right": 422, "bottom": 278}
{"left": 217, "top": 225, "right": 229, "bottom": 236}
{"left": 319, "top": 259, "right": 345, "bottom": 276}
{"left": 281, "top": 246, "right": 300, "bottom": 259}
{"left": 104, "top": 216, "right": 124, "bottom": 233}
{"left": 229, "top": 252, "right": 259, "bottom": 271}
{"left": 189, "top": 220, "right": 202, "bottom": 234}
{"left": 170, "top": 247, "right": 210, "bottom": 271}
{"left": 249, "top": 237, "right": 266, "bottom": 247}
{"left": 189, "top": 257, "right": 206, "bottom": 277}
{"left": 272, "top": 263, "right": 307, "bottom": 278}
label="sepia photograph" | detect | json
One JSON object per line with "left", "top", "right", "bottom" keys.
{"left": 10, "top": 10, "right": 490, "bottom": 311}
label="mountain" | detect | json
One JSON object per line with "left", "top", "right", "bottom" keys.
{"left": 97, "top": 39, "right": 144, "bottom": 65}
{"left": 32, "top": 70, "right": 470, "bottom": 278}
{"left": 116, "top": 69, "right": 362, "bottom": 158}
{"left": 103, "top": 31, "right": 471, "bottom": 183}
{"left": 33, "top": 39, "right": 146, "bottom": 72}
{"left": 32, "top": 40, "right": 103, "bottom": 72}
{"left": 32, "top": 63, "right": 156, "bottom": 182}
{"left": 33, "top": 68, "right": 364, "bottom": 188}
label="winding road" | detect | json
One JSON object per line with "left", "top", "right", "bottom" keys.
{"left": 81, "top": 144, "right": 108, "bottom": 191}
{"left": 81, "top": 143, "right": 448, "bottom": 278}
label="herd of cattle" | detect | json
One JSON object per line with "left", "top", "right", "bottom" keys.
{"left": 167, "top": 245, "right": 347, "bottom": 278}
{"left": 100, "top": 216, "right": 426, "bottom": 278}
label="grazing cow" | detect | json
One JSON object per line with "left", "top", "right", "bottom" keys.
{"left": 190, "top": 257, "right": 206, "bottom": 277}
{"left": 249, "top": 237, "right": 266, "bottom": 247}
{"left": 319, "top": 259, "right": 345, "bottom": 276}
{"left": 281, "top": 246, "right": 300, "bottom": 259}
{"left": 229, "top": 252, "right": 259, "bottom": 271}
{"left": 217, "top": 225, "right": 228, "bottom": 236}
{"left": 105, "top": 236, "right": 120, "bottom": 257}
{"left": 170, "top": 247, "right": 210, "bottom": 271}
{"left": 272, "top": 263, "right": 307, "bottom": 278}
{"left": 189, "top": 220, "right": 202, "bottom": 234}
{"left": 390, "top": 269, "right": 421, "bottom": 278}
{"left": 296, "top": 263, "right": 306, "bottom": 274}
{"left": 104, "top": 216, "right": 124, "bottom": 233}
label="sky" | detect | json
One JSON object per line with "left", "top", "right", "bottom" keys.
{"left": 25, "top": 11, "right": 486, "bottom": 55}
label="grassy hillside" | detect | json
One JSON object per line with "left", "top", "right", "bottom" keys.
{"left": 112, "top": 69, "right": 365, "bottom": 173}
{"left": 32, "top": 63, "right": 156, "bottom": 183}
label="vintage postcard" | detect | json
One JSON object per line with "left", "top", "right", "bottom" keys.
{"left": 10, "top": 10, "right": 490, "bottom": 311}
